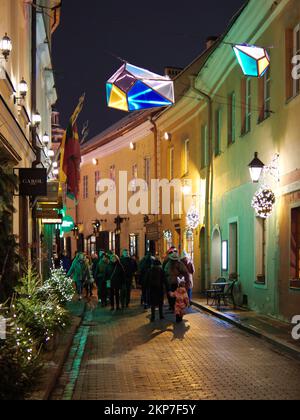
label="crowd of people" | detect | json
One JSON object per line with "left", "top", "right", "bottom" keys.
{"left": 61, "top": 246, "right": 195, "bottom": 324}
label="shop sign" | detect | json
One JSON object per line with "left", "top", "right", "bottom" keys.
{"left": 19, "top": 168, "right": 47, "bottom": 197}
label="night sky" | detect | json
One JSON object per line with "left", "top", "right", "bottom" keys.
{"left": 52, "top": 0, "right": 246, "bottom": 140}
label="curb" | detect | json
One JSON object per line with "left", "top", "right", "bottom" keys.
{"left": 41, "top": 303, "right": 87, "bottom": 401}
{"left": 191, "top": 300, "right": 300, "bottom": 361}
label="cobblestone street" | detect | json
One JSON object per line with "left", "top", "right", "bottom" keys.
{"left": 52, "top": 293, "right": 300, "bottom": 400}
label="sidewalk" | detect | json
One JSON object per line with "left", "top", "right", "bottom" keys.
{"left": 191, "top": 295, "right": 300, "bottom": 360}
{"left": 29, "top": 300, "right": 86, "bottom": 400}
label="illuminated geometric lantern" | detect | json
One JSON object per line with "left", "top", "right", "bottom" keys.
{"left": 233, "top": 44, "right": 270, "bottom": 78}
{"left": 106, "top": 62, "right": 175, "bottom": 112}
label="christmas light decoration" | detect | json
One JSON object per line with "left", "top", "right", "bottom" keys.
{"left": 106, "top": 62, "right": 175, "bottom": 112}
{"left": 233, "top": 44, "right": 270, "bottom": 78}
{"left": 251, "top": 187, "right": 275, "bottom": 219}
{"left": 186, "top": 205, "right": 201, "bottom": 230}
{"left": 163, "top": 230, "right": 172, "bottom": 241}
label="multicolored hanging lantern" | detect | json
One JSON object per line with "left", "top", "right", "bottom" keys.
{"left": 233, "top": 44, "right": 270, "bottom": 78}
{"left": 106, "top": 63, "right": 175, "bottom": 112}
{"left": 186, "top": 206, "right": 201, "bottom": 230}
{"left": 251, "top": 187, "right": 275, "bottom": 219}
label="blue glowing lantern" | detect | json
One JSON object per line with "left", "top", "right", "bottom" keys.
{"left": 233, "top": 44, "right": 270, "bottom": 78}
{"left": 106, "top": 63, "right": 175, "bottom": 112}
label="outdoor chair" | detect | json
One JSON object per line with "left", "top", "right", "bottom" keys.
{"left": 205, "top": 278, "right": 227, "bottom": 305}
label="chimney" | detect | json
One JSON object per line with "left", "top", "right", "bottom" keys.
{"left": 164, "top": 66, "right": 183, "bottom": 79}
{"left": 206, "top": 36, "right": 219, "bottom": 50}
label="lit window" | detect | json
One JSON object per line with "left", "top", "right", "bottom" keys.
{"left": 256, "top": 218, "right": 266, "bottom": 284}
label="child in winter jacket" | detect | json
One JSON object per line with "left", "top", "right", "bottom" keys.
{"left": 169, "top": 278, "right": 190, "bottom": 323}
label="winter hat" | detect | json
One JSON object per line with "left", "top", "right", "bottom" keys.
{"left": 169, "top": 252, "right": 180, "bottom": 261}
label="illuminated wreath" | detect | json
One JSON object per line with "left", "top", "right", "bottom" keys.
{"left": 186, "top": 206, "right": 200, "bottom": 230}
{"left": 251, "top": 187, "right": 275, "bottom": 219}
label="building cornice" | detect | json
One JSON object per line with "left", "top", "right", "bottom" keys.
{"left": 82, "top": 120, "right": 153, "bottom": 164}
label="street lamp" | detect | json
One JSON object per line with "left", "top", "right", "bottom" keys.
{"left": 248, "top": 152, "right": 265, "bottom": 183}
{"left": 0, "top": 33, "right": 12, "bottom": 61}
{"left": 182, "top": 179, "right": 192, "bottom": 196}
{"left": 32, "top": 111, "right": 42, "bottom": 127}
{"left": 42, "top": 132, "right": 50, "bottom": 144}
{"left": 164, "top": 132, "right": 171, "bottom": 141}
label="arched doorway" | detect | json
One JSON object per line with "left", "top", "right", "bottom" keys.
{"left": 200, "top": 227, "right": 206, "bottom": 291}
{"left": 211, "top": 227, "right": 221, "bottom": 282}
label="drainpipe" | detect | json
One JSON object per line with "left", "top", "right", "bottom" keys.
{"left": 190, "top": 76, "right": 213, "bottom": 288}
{"left": 149, "top": 116, "right": 161, "bottom": 255}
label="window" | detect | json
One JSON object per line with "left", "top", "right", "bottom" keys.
{"left": 185, "top": 229, "right": 194, "bottom": 262}
{"left": 144, "top": 157, "right": 151, "bottom": 189}
{"left": 290, "top": 207, "right": 300, "bottom": 288}
{"left": 109, "top": 232, "right": 116, "bottom": 253}
{"left": 129, "top": 234, "right": 139, "bottom": 257}
{"left": 256, "top": 218, "right": 266, "bottom": 284}
{"left": 215, "top": 109, "right": 221, "bottom": 156}
{"left": 83, "top": 175, "right": 88, "bottom": 199}
{"left": 184, "top": 139, "right": 190, "bottom": 174}
{"left": 258, "top": 67, "right": 271, "bottom": 123}
{"left": 110, "top": 165, "right": 116, "bottom": 191}
{"left": 169, "top": 147, "right": 174, "bottom": 179}
{"left": 201, "top": 125, "right": 208, "bottom": 169}
{"left": 95, "top": 171, "right": 101, "bottom": 196}
{"left": 131, "top": 164, "right": 138, "bottom": 192}
{"left": 293, "top": 24, "right": 300, "bottom": 97}
{"left": 241, "top": 78, "right": 251, "bottom": 134}
{"left": 228, "top": 92, "right": 236, "bottom": 145}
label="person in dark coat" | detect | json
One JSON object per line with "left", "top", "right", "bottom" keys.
{"left": 138, "top": 252, "right": 154, "bottom": 309}
{"left": 95, "top": 251, "right": 109, "bottom": 305}
{"left": 164, "top": 252, "right": 189, "bottom": 311}
{"left": 145, "top": 259, "right": 167, "bottom": 322}
{"left": 108, "top": 254, "right": 126, "bottom": 311}
{"left": 120, "top": 249, "right": 137, "bottom": 308}
{"left": 60, "top": 251, "right": 71, "bottom": 273}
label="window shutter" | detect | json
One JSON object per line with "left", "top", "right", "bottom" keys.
{"left": 286, "top": 28, "right": 294, "bottom": 100}
{"left": 241, "top": 78, "right": 246, "bottom": 134}
{"left": 258, "top": 76, "right": 264, "bottom": 122}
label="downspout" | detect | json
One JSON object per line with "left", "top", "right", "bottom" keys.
{"left": 190, "top": 76, "right": 213, "bottom": 288}
{"left": 149, "top": 116, "right": 160, "bottom": 255}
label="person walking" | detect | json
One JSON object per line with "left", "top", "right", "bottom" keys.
{"left": 181, "top": 251, "right": 195, "bottom": 305}
{"left": 95, "top": 251, "right": 109, "bottom": 306}
{"left": 83, "top": 255, "right": 94, "bottom": 298}
{"left": 164, "top": 251, "right": 189, "bottom": 311}
{"left": 67, "top": 252, "right": 88, "bottom": 300}
{"left": 138, "top": 252, "right": 153, "bottom": 309}
{"left": 60, "top": 251, "right": 71, "bottom": 273}
{"left": 169, "top": 279, "right": 190, "bottom": 323}
{"left": 145, "top": 258, "right": 167, "bottom": 322}
{"left": 120, "top": 249, "right": 137, "bottom": 308}
{"left": 108, "top": 254, "right": 126, "bottom": 311}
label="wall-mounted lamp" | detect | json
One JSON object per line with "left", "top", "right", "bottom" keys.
{"left": 0, "top": 33, "right": 12, "bottom": 61}
{"left": 53, "top": 161, "right": 58, "bottom": 169}
{"left": 182, "top": 179, "right": 192, "bottom": 196}
{"left": 248, "top": 152, "right": 265, "bottom": 183}
{"left": 130, "top": 142, "right": 136, "bottom": 150}
{"left": 164, "top": 132, "right": 172, "bottom": 141}
{"left": 53, "top": 169, "right": 59, "bottom": 176}
{"left": 14, "top": 78, "right": 28, "bottom": 104}
{"left": 92, "top": 158, "right": 98, "bottom": 165}
{"left": 32, "top": 111, "right": 42, "bottom": 127}
{"left": 48, "top": 150, "right": 55, "bottom": 158}
{"left": 42, "top": 132, "right": 50, "bottom": 144}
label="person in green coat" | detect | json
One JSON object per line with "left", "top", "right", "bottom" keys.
{"left": 68, "top": 252, "right": 90, "bottom": 300}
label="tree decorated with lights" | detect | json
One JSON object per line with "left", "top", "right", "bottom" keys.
{"left": 186, "top": 205, "right": 201, "bottom": 230}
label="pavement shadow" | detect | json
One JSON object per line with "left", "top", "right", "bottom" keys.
{"left": 171, "top": 320, "right": 191, "bottom": 341}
